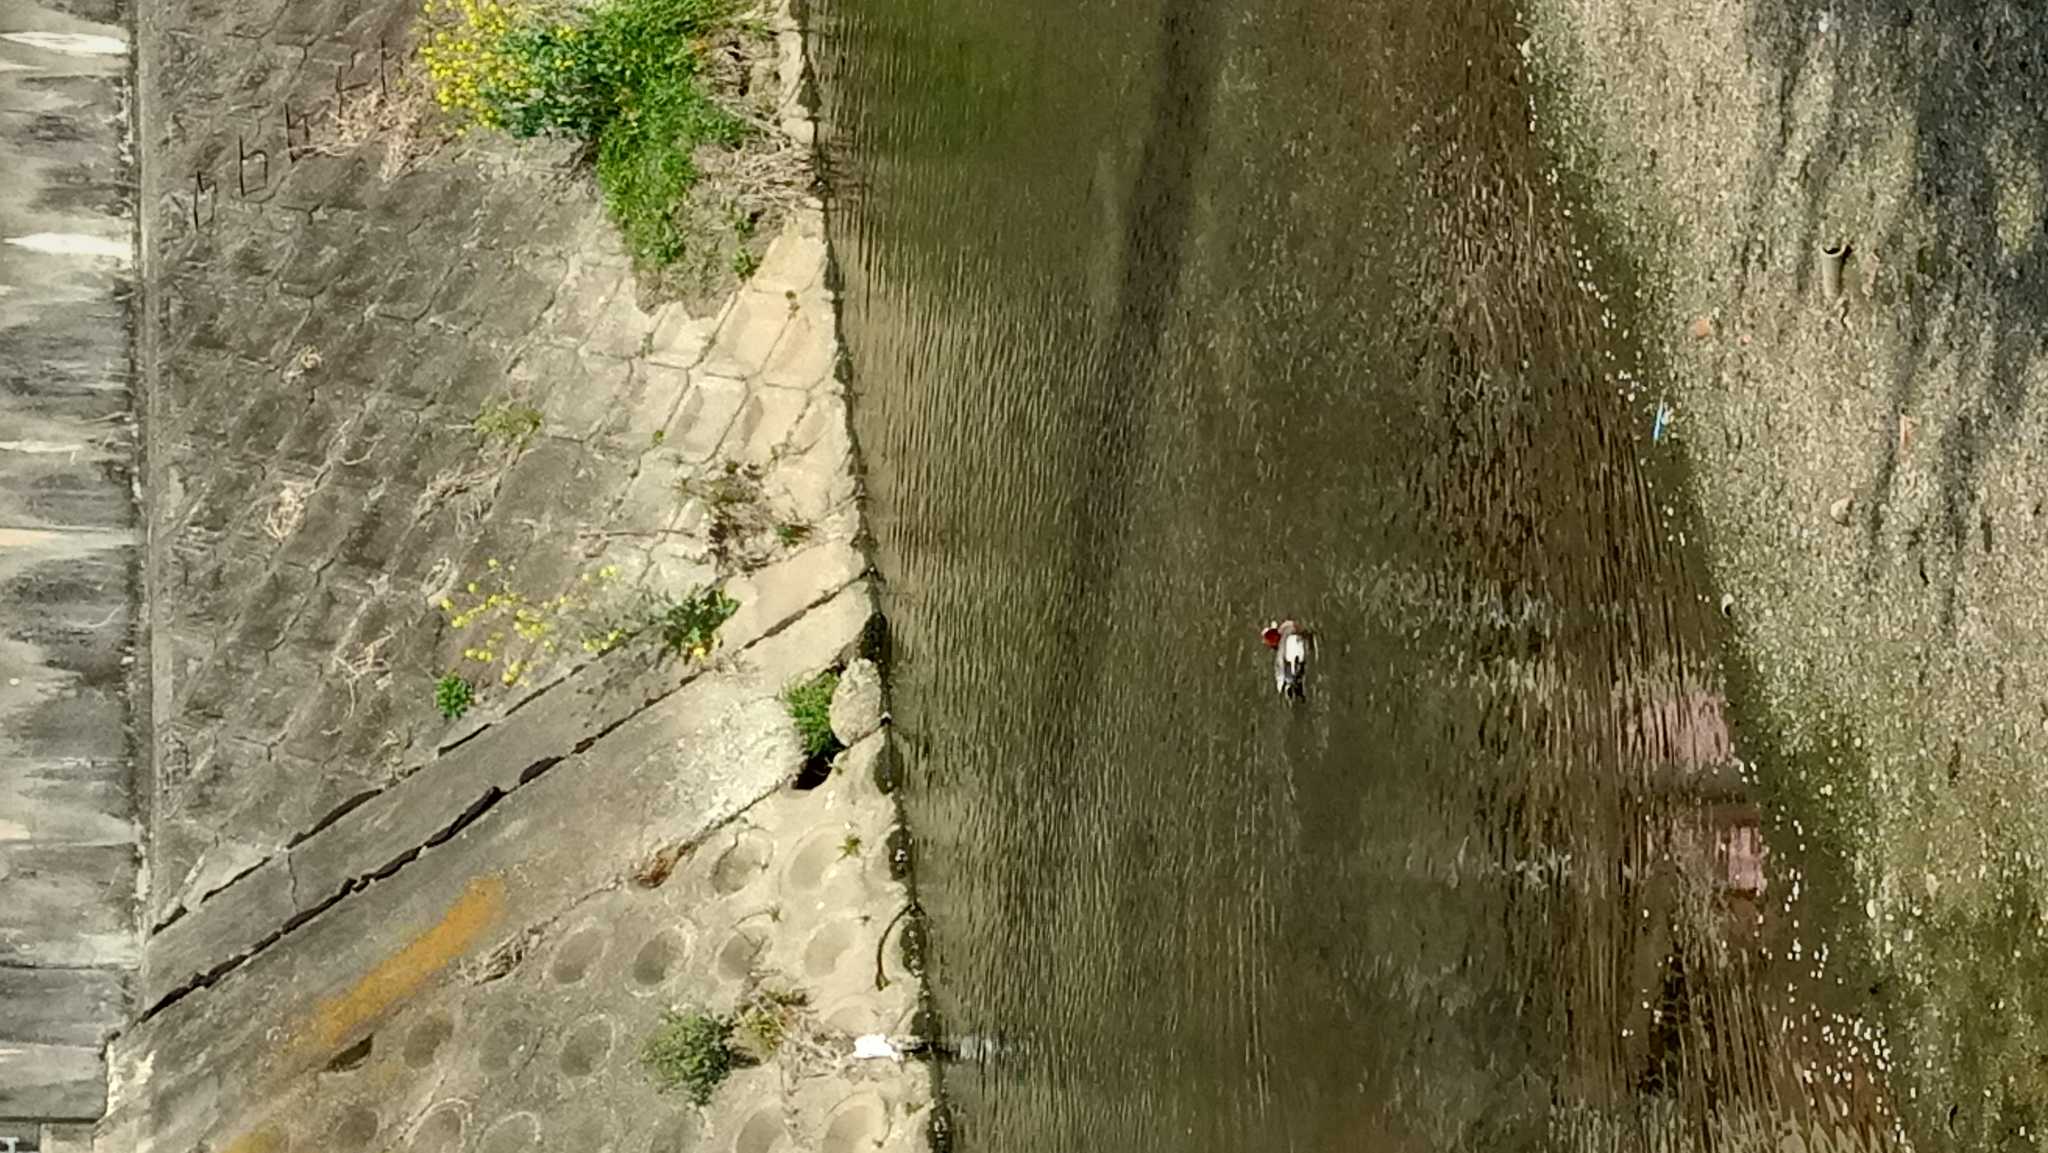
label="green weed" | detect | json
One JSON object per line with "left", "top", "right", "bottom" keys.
{"left": 434, "top": 673, "right": 474, "bottom": 719}
{"left": 473, "top": 398, "right": 543, "bottom": 450}
{"left": 781, "top": 668, "right": 839, "bottom": 758}
{"left": 731, "top": 986, "right": 807, "bottom": 1062}
{"left": 731, "top": 244, "right": 761, "bottom": 280}
{"left": 641, "top": 1008, "right": 735, "bottom": 1105}
{"left": 651, "top": 586, "right": 740, "bottom": 661}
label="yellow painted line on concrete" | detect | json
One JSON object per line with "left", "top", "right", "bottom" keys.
{"left": 304, "top": 874, "right": 506, "bottom": 1054}
{"left": 216, "top": 1124, "right": 287, "bottom": 1153}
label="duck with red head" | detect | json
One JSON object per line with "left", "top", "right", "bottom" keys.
{"left": 1263, "top": 620, "right": 1310, "bottom": 699}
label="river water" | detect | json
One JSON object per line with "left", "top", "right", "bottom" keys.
{"left": 810, "top": 0, "right": 1902, "bottom": 1149}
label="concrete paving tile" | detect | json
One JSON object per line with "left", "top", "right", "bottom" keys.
{"left": 709, "top": 290, "right": 794, "bottom": 379}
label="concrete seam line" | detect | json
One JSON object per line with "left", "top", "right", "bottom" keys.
{"left": 164, "top": 569, "right": 863, "bottom": 922}
{"left": 137, "top": 579, "right": 863, "bottom": 1020}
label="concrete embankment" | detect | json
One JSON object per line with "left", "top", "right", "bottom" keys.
{"left": 0, "top": 0, "right": 142, "bottom": 1130}
{"left": 1, "top": 0, "right": 933, "bottom": 1143}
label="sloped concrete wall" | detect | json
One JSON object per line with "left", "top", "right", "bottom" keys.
{"left": 93, "top": 0, "right": 933, "bottom": 1142}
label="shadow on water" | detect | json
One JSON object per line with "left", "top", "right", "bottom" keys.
{"left": 1045, "top": 0, "right": 1223, "bottom": 760}
{"left": 810, "top": 0, "right": 1920, "bottom": 1147}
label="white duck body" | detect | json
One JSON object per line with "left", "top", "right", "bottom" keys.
{"left": 1275, "top": 629, "right": 1309, "bottom": 698}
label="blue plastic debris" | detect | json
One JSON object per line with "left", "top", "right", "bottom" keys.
{"left": 1651, "top": 402, "right": 1673, "bottom": 443}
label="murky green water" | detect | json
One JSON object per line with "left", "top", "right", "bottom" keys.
{"left": 811, "top": 0, "right": 1903, "bottom": 1148}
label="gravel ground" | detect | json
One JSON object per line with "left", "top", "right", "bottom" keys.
{"left": 1522, "top": 0, "right": 2048, "bottom": 1145}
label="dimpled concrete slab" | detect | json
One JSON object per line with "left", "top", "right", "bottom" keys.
{"left": 341, "top": 732, "right": 924, "bottom": 1153}
{"left": 99, "top": 592, "right": 932, "bottom": 1153}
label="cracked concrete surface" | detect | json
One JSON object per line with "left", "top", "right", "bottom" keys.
{"left": 44, "top": 0, "right": 935, "bottom": 1142}
{"left": 138, "top": 543, "right": 869, "bottom": 1015}
{"left": 101, "top": 591, "right": 923, "bottom": 1153}
{"left": 132, "top": 17, "right": 853, "bottom": 933}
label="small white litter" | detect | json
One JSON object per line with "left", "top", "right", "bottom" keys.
{"left": 852, "top": 1033, "right": 902, "bottom": 1062}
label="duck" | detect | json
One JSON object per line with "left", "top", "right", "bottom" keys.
{"left": 1261, "top": 619, "right": 1311, "bottom": 700}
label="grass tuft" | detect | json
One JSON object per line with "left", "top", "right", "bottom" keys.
{"left": 731, "top": 986, "right": 806, "bottom": 1061}
{"left": 641, "top": 1008, "right": 734, "bottom": 1105}
{"left": 781, "top": 669, "right": 839, "bottom": 758}
{"left": 473, "top": 398, "right": 543, "bottom": 450}
{"left": 597, "top": 74, "right": 744, "bottom": 266}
